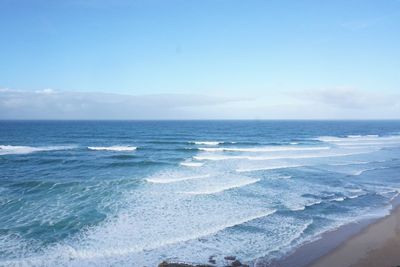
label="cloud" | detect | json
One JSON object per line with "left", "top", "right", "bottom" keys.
{"left": 1, "top": 87, "right": 399, "bottom": 120}
{"left": 298, "top": 87, "right": 399, "bottom": 110}
{"left": 35, "top": 88, "right": 56, "bottom": 95}
{"left": 0, "top": 89, "right": 246, "bottom": 119}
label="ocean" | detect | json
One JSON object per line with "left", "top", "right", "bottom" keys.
{"left": 1, "top": 120, "right": 400, "bottom": 267}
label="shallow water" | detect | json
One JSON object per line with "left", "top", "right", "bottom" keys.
{"left": 1, "top": 120, "right": 400, "bottom": 266}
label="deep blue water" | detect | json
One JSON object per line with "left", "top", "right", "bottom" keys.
{"left": 1, "top": 120, "right": 400, "bottom": 266}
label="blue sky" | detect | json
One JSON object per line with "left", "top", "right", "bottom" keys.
{"left": 0, "top": 0, "right": 399, "bottom": 119}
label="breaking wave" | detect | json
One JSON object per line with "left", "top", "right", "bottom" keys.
{"left": 87, "top": 146, "right": 137, "bottom": 151}
{"left": 0, "top": 145, "right": 75, "bottom": 155}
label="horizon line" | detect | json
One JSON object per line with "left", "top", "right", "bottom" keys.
{"left": 1, "top": 119, "right": 400, "bottom": 122}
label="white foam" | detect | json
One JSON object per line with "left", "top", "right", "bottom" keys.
{"left": 87, "top": 146, "right": 137, "bottom": 151}
{"left": 180, "top": 162, "right": 204, "bottom": 167}
{"left": 332, "top": 197, "right": 346, "bottom": 202}
{"left": 0, "top": 145, "right": 75, "bottom": 155}
{"left": 352, "top": 167, "right": 388, "bottom": 176}
{"left": 236, "top": 164, "right": 302, "bottom": 173}
{"left": 198, "top": 146, "right": 330, "bottom": 153}
{"left": 146, "top": 174, "right": 210, "bottom": 184}
{"left": 348, "top": 134, "right": 379, "bottom": 138}
{"left": 353, "top": 169, "right": 370, "bottom": 176}
{"left": 194, "top": 151, "right": 366, "bottom": 161}
{"left": 180, "top": 178, "right": 260, "bottom": 195}
{"left": 348, "top": 193, "right": 367, "bottom": 199}
{"left": 6, "top": 210, "right": 277, "bottom": 267}
{"left": 289, "top": 200, "right": 322, "bottom": 211}
{"left": 329, "top": 161, "right": 369, "bottom": 166}
{"left": 190, "top": 141, "right": 222, "bottom": 146}
{"left": 317, "top": 135, "right": 400, "bottom": 144}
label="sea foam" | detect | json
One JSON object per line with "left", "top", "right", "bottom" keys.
{"left": 180, "top": 162, "right": 204, "bottom": 167}
{"left": 146, "top": 174, "right": 210, "bottom": 184}
{"left": 190, "top": 141, "right": 222, "bottom": 146}
{"left": 0, "top": 145, "right": 75, "bottom": 155}
{"left": 87, "top": 146, "right": 137, "bottom": 151}
{"left": 180, "top": 178, "right": 260, "bottom": 195}
{"left": 198, "top": 146, "right": 330, "bottom": 153}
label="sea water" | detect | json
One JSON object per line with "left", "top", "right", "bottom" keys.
{"left": 1, "top": 120, "right": 400, "bottom": 266}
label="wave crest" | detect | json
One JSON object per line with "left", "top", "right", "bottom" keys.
{"left": 87, "top": 146, "right": 137, "bottom": 152}
{"left": 0, "top": 145, "right": 75, "bottom": 155}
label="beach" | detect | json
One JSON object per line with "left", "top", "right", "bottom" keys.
{"left": 307, "top": 205, "right": 400, "bottom": 267}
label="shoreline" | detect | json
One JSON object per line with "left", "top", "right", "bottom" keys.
{"left": 307, "top": 204, "right": 400, "bottom": 267}
{"left": 260, "top": 196, "right": 400, "bottom": 267}
{"left": 160, "top": 198, "right": 400, "bottom": 267}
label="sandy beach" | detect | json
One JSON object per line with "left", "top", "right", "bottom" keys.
{"left": 308, "top": 206, "right": 400, "bottom": 267}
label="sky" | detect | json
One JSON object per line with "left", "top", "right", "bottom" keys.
{"left": 0, "top": 0, "right": 399, "bottom": 119}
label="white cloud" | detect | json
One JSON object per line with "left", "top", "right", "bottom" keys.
{"left": 0, "top": 87, "right": 399, "bottom": 120}
{"left": 35, "top": 88, "right": 56, "bottom": 95}
{"left": 0, "top": 89, "right": 246, "bottom": 119}
{"left": 298, "top": 87, "right": 399, "bottom": 109}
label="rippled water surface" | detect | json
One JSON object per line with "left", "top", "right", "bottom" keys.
{"left": 1, "top": 120, "right": 400, "bottom": 266}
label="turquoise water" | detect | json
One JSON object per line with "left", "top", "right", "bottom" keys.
{"left": 1, "top": 120, "right": 400, "bottom": 266}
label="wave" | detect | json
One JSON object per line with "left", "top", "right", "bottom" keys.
{"left": 329, "top": 161, "right": 369, "bottom": 166}
{"left": 352, "top": 169, "right": 373, "bottom": 176}
{"left": 348, "top": 193, "right": 367, "bottom": 199}
{"left": 348, "top": 134, "right": 379, "bottom": 138}
{"left": 289, "top": 200, "right": 323, "bottom": 211}
{"left": 279, "top": 175, "right": 293, "bottom": 179}
{"left": 180, "top": 178, "right": 260, "bottom": 195}
{"left": 146, "top": 174, "right": 210, "bottom": 184}
{"left": 334, "top": 141, "right": 400, "bottom": 147}
{"left": 331, "top": 196, "right": 346, "bottom": 202}
{"left": 85, "top": 211, "right": 277, "bottom": 261}
{"left": 0, "top": 145, "right": 75, "bottom": 155}
{"left": 194, "top": 151, "right": 365, "bottom": 161}
{"left": 330, "top": 193, "right": 367, "bottom": 202}
{"left": 236, "top": 164, "right": 302, "bottom": 173}
{"left": 189, "top": 141, "right": 222, "bottom": 146}
{"left": 317, "top": 135, "right": 400, "bottom": 144}
{"left": 180, "top": 162, "right": 204, "bottom": 167}
{"left": 197, "top": 146, "right": 330, "bottom": 153}
{"left": 110, "top": 154, "right": 138, "bottom": 160}
{"left": 0, "top": 210, "right": 278, "bottom": 267}
{"left": 352, "top": 167, "right": 388, "bottom": 176}
{"left": 289, "top": 193, "right": 367, "bottom": 211}
{"left": 88, "top": 146, "right": 137, "bottom": 151}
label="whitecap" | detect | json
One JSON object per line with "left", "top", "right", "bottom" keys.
{"left": 180, "top": 162, "right": 204, "bottom": 167}
{"left": 348, "top": 193, "right": 367, "bottom": 199}
{"left": 317, "top": 135, "right": 400, "bottom": 145}
{"left": 352, "top": 167, "right": 388, "bottom": 176}
{"left": 332, "top": 197, "right": 346, "bottom": 202}
{"left": 190, "top": 141, "right": 222, "bottom": 146}
{"left": 279, "top": 175, "right": 293, "bottom": 179}
{"left": 288, "top": 200, "right": 323, "bottom": 211}
{"left": 197, "top": 146, "right": 330, "bottom": 153}
{"left": 194, "top": 151, "right": 365, "bottom": 161}
{"left": 0, "top": 145, "right": 75, "bottom": 155}
{"left": 236, "top": 164, "right": 302, "bottom": 173}
{"left": 146, "top": 174, "right": 210, "bottom": 184}
{"left": 87, "top": 146, "right": 137, "bottom": 152}
{"left": 180, "top": 178, "right": 260, "bottom": 195}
